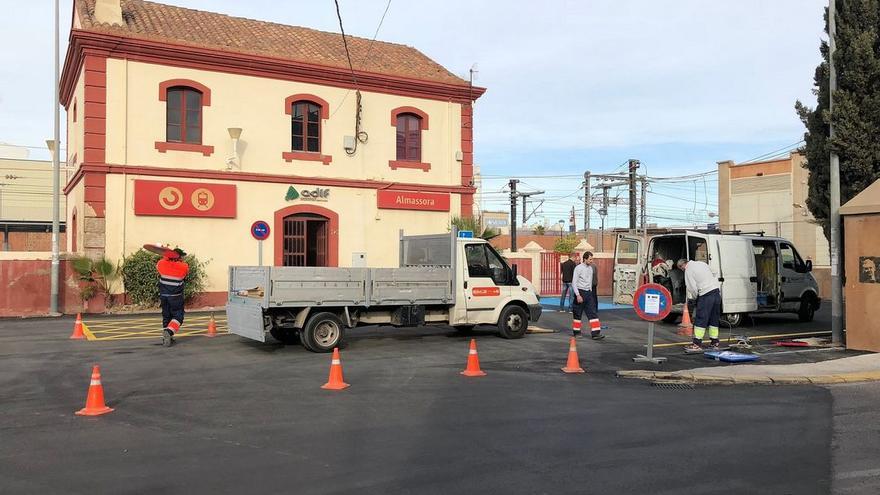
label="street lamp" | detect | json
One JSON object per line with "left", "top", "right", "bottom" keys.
{"left": 558, "top": 219, "right": 565, "bottom": 237}
{"left": 226, "top": 127, "right": 243, "bottom": 170}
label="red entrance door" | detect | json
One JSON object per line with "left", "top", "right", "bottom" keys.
{"left": 283, "top": 213, "right": 328, "bottom": 266}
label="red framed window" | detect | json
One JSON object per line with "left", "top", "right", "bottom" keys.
{"left": 291, "top": 101, "right": 321, "bottom": 153}
{"left": 396, "top": 113, "right": 422, "bottom": 161}
{"left": 166, "top": 87, "right": 203, "bottom": 144}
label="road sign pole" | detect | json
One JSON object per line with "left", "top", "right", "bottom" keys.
{"left": 633, "top": 322, "right": 667, "bottom": 364}
{"left": 258, "top": 239, "right": 263, "bottom": 266}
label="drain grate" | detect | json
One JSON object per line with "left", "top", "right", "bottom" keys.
{"left": 651, "top": 381, "right": 695, "bottom": 390}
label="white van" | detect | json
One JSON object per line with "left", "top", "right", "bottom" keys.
{"left": 612, "top": 231, "right": 821, "bottom": 326}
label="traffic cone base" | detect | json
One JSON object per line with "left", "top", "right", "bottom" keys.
{"left": 461, "top": 339, "right": 487, "bottom": 377}
{"left": 69, "top": 313, "right": 85, "bottom": 340}
{"left": 75, "top": 365, "right": 113, "bottom": 416}
{"left": 678, "top": 305, "right": 694, "bottom": 337}
{"left": 206, "top": 314, "right": 218, "bottom": 338}
{"left": 321, "top": 348, "right": 350, "bottom": 390}
{"left": 561, "top": 337, "right": 585, "bottom": 373}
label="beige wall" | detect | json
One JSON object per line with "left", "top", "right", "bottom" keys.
{"left": 66, "top": 180, "right": 83, "bottom": 253}
{"left": 104, "top": 59, "right": 463, "bottom": 185}
{"left": 0, "top": 159, "right": 68, "bottom": 221}
{"left": 719, "top": 152, "right": 830, "bottom": 269}
{"left": 103, "top": 174, "right": 461, "bottom": 293}
{"left": 67, "top": 65, "right": 86, "bottom": 172}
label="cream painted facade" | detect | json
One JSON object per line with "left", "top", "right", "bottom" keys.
{"left": 62, "top": 17, "right": 479, "bottom": 297}
{"left": 718, "top": 152, "right": 831, "bottom": 296}
{"left": 0, "top": 158, "right": 69, "bottom": 222}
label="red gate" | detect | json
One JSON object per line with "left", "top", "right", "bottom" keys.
{"left": 541, "top": 252, "right": 561, "bottom": 296}
{"left": 508, "top": 258, "right": 532, "bottom": 283}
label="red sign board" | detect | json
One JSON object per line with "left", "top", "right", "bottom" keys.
{"left": 377, "top": 190, "right": 450, "bottom": 212}
{"left": 134, "top": 180, "right": 236, "bottom": 218}
{"left": 472, "top": 287, "right": 501, "bottom": 297}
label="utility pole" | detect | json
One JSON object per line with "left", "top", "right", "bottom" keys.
{"left": 628, "top": 159, "right": 639, "bottom": 230}
{"left": 640, "top": 177, "right": 647, "bottom": 235}
{"left": 509, "top": 179, "right": 519, "bottom": 252}
{"left": 583, "top": 171, "right": 591, "bottom": 235}
{"left": 599, "top": 186, "right": 610, "bottom": 252}
{"left": 829, "top": 0, "right": 843, "bottom": 345}
{"left": 50, "top": 0, "right": 61, "bottom": 315}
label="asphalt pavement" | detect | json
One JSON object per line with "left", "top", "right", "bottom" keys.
{"left": 0, "top": 310, "right": 857, "bottom": 494}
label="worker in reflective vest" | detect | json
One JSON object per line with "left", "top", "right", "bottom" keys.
{"left": 158, "top": 247, "right": 189, "bottom": 347}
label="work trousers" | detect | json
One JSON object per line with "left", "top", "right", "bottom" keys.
{"left": 693, "top": 288, "right": 721, "bottom": 344}
{"left": 160, "top": 294, "right": 185, "bottom": 334}
{"left": 572, "top": 289, "right": 601, "bottom": 336}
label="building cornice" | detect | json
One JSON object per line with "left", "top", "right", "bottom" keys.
{"left": 60, "top": 29, "right": 487, "bottom": 108}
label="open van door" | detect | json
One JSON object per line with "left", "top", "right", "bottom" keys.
{"left": 714, "top": 236, "right": 758, "bottom": 314}
{"left": 613, "top": 234, "right": 643, "bottom": 305}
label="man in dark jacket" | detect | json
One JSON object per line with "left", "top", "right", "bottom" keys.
{"left": 560, "top": 253, "right": 578, "bottom": 310}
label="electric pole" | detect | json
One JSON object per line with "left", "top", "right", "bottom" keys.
{"left": 50, "top": 0, "right": 61, "bottom": 315}
{"left": 599, "top": 186, "right": 610, "bottom": 252}
{"left": 628, "top": 159, "right": 639, "bottom": 230}
{"left": 583, "top": 171, "right": 591, "bottom": 235}
{"left": 829, "top": 0, "right": 843, "bottom": 345}
{"left": 509, "top": 179, "right": 519, "bottom": 252}
{"left": 640, "top": 177, "right": 647, "bottom": 235}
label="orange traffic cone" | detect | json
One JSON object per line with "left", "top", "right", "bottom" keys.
{"left": 206, "top": 313, "right": 217, "bottom": 338}
{"left": 69, "top": 313, "right": 85, "bottom": 340}
{"left": 321, "top": 348, "right": 350, "bottom": 390}
{"left": 561, "top": 337, "right": 585, "bottom": 373}
{"left": 75, "top": 365, "right": 114, "bottom": 416}
{"left": 461, "top": 339, "right": 487, "bottom": 377}
{"left": 678, "top": 305, "right": 694, "bottom": 337}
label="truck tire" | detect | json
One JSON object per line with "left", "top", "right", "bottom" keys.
{"left": 270, "top": 327, "right": 300, "bottom": 345}
{"left": 662, "top": 313, "right": 679, "bottom": 324}
{"left": 302, "top": 312, "right": 344, "bottom": 353}
{"left": 498, "top": 305, "right": 528, "bottom": 339}
{"left": 798, "top": 295, "right": 816, "bottom": 322}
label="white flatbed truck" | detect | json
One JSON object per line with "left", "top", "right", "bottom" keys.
{"left": 226, "top": 231, "right": 542, "bottom": 352}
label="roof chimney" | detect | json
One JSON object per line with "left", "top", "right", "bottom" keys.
{"left": 94, "top": 0, "right": 124, "bottom": 26}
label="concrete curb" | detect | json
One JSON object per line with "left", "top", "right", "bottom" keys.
{"left": 616, "top": 369, "right": 880, "bottom": 385}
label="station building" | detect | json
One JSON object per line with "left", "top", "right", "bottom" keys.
{"left": 61, "top": 0, "right": 484, "bottom": 302}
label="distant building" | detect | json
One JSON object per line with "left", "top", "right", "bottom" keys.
{"left": 0, "top": 156, "right": 68, "bottom": 251}
{"left": 717, "top": 151, "right": 830, "bottom": 294}
{"left": 481, "top": 210, "right": 510, "bottom": 234}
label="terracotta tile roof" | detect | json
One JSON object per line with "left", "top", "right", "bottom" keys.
{"left": 76, "top": 0, "right": 468, "bottom": 86}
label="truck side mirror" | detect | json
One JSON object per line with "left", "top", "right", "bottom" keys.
{"left": 805, "top": 260, "right": 813, "bottom": 272}
{"left": 509, "top": 263, "right": 518, "bottom": 284}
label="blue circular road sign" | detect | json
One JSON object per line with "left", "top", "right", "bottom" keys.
{"left": 633, "top": 283, "right": 673, "bottom": 322}
{"left": 251, "top": 220, "right": 271, "bottom": 240}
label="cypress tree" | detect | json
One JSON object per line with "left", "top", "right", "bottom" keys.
{"left": 795, "top": 0, "right": 880, "bottom": 239}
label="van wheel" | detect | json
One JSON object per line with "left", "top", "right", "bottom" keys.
{"left": 721, "top": 313, "right": 742, "bottom": 328}
{"left": 798, "top": 297, "right": 816, "bottom": 322}
{"left": 662, "top": 313, "right": 680, "bottom": 324}
{"left": 498, "top": 305, "right": 529, "bottom": 339}
{"left": 302, "top": 312, "right": 344, "bottom": 353}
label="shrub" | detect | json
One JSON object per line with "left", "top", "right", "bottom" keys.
{"left": 451, "top": 215, "right": 499, "bottom": 240}
{"left": 121, "top": 249, "right": 210, "bottom": 306}
{"left": 554, "top": 234, "right": 580, "bottom": 255}
{"left": 71, "top": 256, "right": 121, "bottom": 306}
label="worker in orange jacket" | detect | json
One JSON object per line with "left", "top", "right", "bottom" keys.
{"left": 158, "top": 247, "right": 189, "bottom": 347}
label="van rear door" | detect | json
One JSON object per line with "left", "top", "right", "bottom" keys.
{"left": 613, "top": 234, "right": 643, "bottom": 305}
{"left": 714, "top": 236, "right": 758, "bottom": 313}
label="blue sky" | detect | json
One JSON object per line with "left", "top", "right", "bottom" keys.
{"left": 0, "top": 0, "right": 827, "bottom": 228}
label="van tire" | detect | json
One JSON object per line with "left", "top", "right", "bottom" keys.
{"left": 498, "top": 305, "right": 529, "bottom": 339}
{"left": 302, "top": 312, "right": 344, "bottom": 353}
{"left": 721, "top": 313, "right": 743, "bottom": 328}
{"left": 798, "top": 296, "right": 816, "bottom": 322}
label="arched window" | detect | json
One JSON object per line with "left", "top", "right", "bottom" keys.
{"left": 71, "top": 208, "right": 78, "bottom": 252}
{"left": 166, "top": 87, "right": 203, "bottom": 144}
{"left": 291, "top": 101, "right": 321, "bottom": 153}
{"left": 396, "top": 113, "right": 422, "bottom": 161}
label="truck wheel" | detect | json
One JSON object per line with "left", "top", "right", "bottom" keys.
{"left": 798, "top": 296, "right": 815, "bottom": 322}
{"left": 302, "top": 312, "right": 344, "bottom": 353}
{"left": 662, "top": 313, "right": 679, "bottom": 324}
{"left": 498, "top": 305, "right": 529, "bottom": 339}
{"left": 721, "top": 313, "right": 742, "bottom": 328}
{"left": 270, "top": 327, "right": 300, "bottom": 345}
